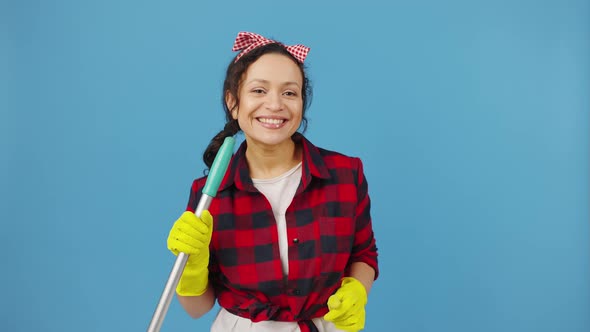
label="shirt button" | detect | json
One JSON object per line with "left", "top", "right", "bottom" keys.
{"left": 293, "top": 289, "right": 301, "bottom": 295}
{"left": 292, "top": 238, "right": 299, "bottom": 244}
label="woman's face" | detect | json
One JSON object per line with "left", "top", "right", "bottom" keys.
{"left": 228, "top": 53, "right": 304, "bottom": 149}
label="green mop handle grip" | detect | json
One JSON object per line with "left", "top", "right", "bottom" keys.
{"left": 202, "top": 137, "right": 235, "bottom": 197}
{"left": 148, "top": 136, "right": 235, "bottom": 332}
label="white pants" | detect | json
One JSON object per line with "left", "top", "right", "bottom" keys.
{"left": 211, "top": 307, "right": 343, "bottom": 332}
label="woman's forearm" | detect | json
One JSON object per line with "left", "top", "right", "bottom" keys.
{"left": 349, "top": 261, "right": 376, "bottom": 294}
{"left": 176, "top": 284, "right": 216, "bottom": 319}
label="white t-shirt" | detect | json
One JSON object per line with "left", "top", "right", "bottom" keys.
{"left": 251, "top": 162, "right": 302, "bottom": 276}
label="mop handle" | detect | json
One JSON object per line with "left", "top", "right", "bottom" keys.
{"left": 148, "top": 137, "right": 235, "bottom": 332}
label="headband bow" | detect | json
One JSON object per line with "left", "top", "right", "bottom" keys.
{"left": 232, "top": 31, "right": 310, "bottom": 63}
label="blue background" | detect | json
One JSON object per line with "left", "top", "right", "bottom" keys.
{"left": 2, "top": 0, "right": 589, "bottom": 331}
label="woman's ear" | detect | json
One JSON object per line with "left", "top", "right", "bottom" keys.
{"left": 225, "top": 92, "right": 238, "bottom": 119}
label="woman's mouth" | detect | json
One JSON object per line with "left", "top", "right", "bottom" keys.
{"left": 257, "top": 117, "right": 286, "bottom": 129}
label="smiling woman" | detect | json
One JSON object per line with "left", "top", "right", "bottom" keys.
{"left": 228, "top": 53, "right": 304, "bottom": 178}
{"left": 165, "top": 31, "right": 379, "bottom": 332}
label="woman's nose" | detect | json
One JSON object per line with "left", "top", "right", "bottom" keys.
{"left": 265, "top": 92, "right": 283, "bottom": 111}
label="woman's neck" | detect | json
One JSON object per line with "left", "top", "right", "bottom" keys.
{"left": 245, "top": 138, "right": 302, "bottom": 179}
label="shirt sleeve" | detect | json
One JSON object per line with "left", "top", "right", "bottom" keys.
{"left": 186, "top": 178, "right": 204, "bottom": 213}
{"left": 348, "top": 157, "right": 379, "bottom": 280}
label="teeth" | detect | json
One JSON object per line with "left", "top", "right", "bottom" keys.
{"left": 259, "top": 118, "right": 284, "bottom": 125}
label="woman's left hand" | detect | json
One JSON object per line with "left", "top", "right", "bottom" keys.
{"left": 323, "top": 277, "right": 368, "bottom": 332}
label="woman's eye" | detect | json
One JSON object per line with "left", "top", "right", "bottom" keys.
{"left": 252, "top": 88, "right": 265, "bottom": 94}
{"left": 284, "top": 91, "right": 297, "bottom": 96}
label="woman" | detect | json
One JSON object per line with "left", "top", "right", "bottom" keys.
{"left": 167, "top": 31, "right": 378, "bottom": 332}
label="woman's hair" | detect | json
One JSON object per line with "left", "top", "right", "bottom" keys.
{"left": 202, "top": 43, "right": 313, "bottom": 169}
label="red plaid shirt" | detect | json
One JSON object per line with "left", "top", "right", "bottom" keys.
{"left": 185, "top": 134, "right": 379, "bottom": 332}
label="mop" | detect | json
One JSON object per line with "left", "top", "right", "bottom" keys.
{"left": 148, "top": 137, "right": 236, "bottom": 332}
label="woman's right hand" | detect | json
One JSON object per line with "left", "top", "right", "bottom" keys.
{"left": 167, "top": 210, "right": 214, "bottom": 296}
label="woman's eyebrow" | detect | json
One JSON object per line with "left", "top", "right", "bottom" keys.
{"left": 245, "top": 79, "right": 300, "bottom": 87}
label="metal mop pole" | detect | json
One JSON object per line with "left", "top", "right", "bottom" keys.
{"left": 148, "top": 137, "right": 235, "bottom": 332}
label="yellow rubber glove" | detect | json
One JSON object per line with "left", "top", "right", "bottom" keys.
{"left": 324, "top": 277, "right": 368, "bottom": 332}
{"left": 167, "top": 210, "right": 213, "bottom": 296}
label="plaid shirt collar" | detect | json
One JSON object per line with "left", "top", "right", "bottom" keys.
{"left": 218, "top": 133, "right": 331, "bottom": 193}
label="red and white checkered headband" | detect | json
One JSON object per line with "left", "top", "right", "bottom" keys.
{"left": 232, "top": 31, "right": 310, "bottom": 63}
